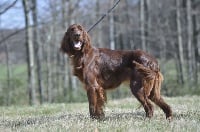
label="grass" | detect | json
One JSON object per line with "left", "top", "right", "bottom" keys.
{"left": 0, "top": 96, "right": 200, "bottom": 132}
{"left": 0, "top": 64, "right": 27, "bottom": 80}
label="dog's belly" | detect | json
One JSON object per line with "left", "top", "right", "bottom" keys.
{"left": 99, "top": 68, "right": 132, "bottom": 89}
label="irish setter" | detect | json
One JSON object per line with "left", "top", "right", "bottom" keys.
{"left": 60, "top": 24, "right": 172, "bottom": 120}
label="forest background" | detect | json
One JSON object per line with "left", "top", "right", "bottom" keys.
{"left": 0, "top": 0, "right": 200, "bottom": 106}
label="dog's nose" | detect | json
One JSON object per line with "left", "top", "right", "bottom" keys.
{"left": 75, "top": 33, "right": 80, "bottom": 37}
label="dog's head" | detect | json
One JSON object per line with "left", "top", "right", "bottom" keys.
{"left": 60, "top": 24, "right": 91, "bottom": 56}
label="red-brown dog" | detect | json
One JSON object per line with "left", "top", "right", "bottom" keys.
{"left": 60, "top": 24, "right": 172, "bottom": 120}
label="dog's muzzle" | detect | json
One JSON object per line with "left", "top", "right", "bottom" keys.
{"left": 73, "top": 41, "right": 82, "bottom": 50}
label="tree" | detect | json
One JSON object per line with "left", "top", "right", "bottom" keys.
{"left": 124, "top": 0, "right": 134, "bottom": 49}
{"left": 186, "top": 0, "right": 195, "bottom": 85}
{"left": 176, "top": 0, "right": 185, "bottom": 84}
{"left": 192, "top": 0, "right": 199, "bottom": 85}
{"left": 95, "top": 0, "right": 102, "bottom": 47}
{"left": 22, "top": 0, "right": 36, "bottom": 105}
{"left": 4, "top": 35, "right": 12, "bottom": 106}
{"left": 46, "top": 26, "right": 53, "bottom": 103}
{"left": 140, "top": 0, "right": 146, "bottom": 51}
{"left": 109, "top": 0, "right": 115, "bottom": 50}
{"left": 0, "top": 0, "right": 18, "bottom": 15}
{"left": 61, "top": 0, "right": 68, "bottom": 98}
{"left": 31, "top": 0, "right": 45, "bottom": 104}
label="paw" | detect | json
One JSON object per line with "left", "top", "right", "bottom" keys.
{"left": 166, "top": 116, "right": 173, "bottom": 122}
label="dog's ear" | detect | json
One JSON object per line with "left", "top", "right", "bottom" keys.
{"left": 81, "top": 25, "right": 92, "bottom": 53}
{"left": 82, "top": 27, "right": 91, "bottom": 45}
{"left": 60, "top": 31, "right": 71, "bottom": 54}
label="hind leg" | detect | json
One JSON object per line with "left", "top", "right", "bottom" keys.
{"left": 149, "top": 92, "right": 172, "bottom": 120}
{"left": 130, "top": 76, "right": 154, "bottom": 118}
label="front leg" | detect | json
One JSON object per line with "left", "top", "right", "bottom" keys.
{"left": 86, "top": 86, "right": 106, "bottom": 120}
{"left": 87, "top": 87, "right": 97, "bottom": 119}
{"left": 96, "top": 87, "right": 106, "bottom": 119}
{"left": 84, "top": 62, "right": 105, "bottom": 119}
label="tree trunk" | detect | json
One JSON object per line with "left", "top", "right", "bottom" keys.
{"left": 192, "top": 2, "right": 199, "bottom": 85}
{"left": 140, "top": 0, "right": 146, "bottom": 51}
{"left": 31, "top": 0, "right": 45, "bottom": 104}
{"left": 145, "top": 0, "right": 149, "bottom": 51}
{"left": 95, "top": 0, "right": 102, "bottom": 47}
{"left": 186, "top": 0, "right": 195, "bottom": 84}
{"left": 22, "top": 0, "right": 36, "bottom": 105}
{"left": 61, "top": 0, "right": 68, "bottom": 97}
{"left": 125, "top": 0, "right": 132, "bottom": 49}
{"left": 49, "top": 1, "right": 60, "bottom": 102}
{"left": 109, "top": 0, "right": 115, "bottom": 50}
{"left": 176, "top": 0, "right": 185, "bottom": 84}
{"left": 5, "top": 42, "right": 12, "bottom": 106}
{"left": 46, "top": 28, "right": 53, "bottom": 103}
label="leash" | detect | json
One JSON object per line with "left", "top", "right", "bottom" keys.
{"left": 87, "top": 0, "right": 121, "bottom": 33}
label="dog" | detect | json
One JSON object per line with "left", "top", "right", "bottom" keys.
{"left": 60, "top": 24, "right": 172, "bottom": 120}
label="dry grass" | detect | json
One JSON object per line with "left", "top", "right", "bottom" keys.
{"left": 0, "top": 96, "right": 200, "bottom": 132}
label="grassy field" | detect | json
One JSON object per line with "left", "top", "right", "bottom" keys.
{"left": 0, "top": 96, "right": 200, "bottom": 132}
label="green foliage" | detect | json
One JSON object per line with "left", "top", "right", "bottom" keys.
{"left": 160, "top": 60, "right": 200, "bottom": 96}
{"left": 0, "top": 96, "right": 200, "bottom": 131}
{"left": 107, "top": 84, "right": 132, "bottom": 100}
{"left": 0, "top": 64, "right": 28, "bottom": 106}
{"left": 0, "top": 61, "right": 200, "bottom": 106}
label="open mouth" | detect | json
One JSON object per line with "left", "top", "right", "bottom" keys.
{"left": 73, "top": 41, "right": 82, "bottom": 50}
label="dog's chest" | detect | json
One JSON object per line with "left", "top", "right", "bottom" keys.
{"left": 72, "top": 57, "right": 84, "bottom": 82}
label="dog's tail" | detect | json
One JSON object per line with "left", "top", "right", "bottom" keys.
{"left": 133, "top": 61, "right": 163, "bottom": 99}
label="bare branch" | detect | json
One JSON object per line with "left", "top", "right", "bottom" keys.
{"left": 0, "top": 21, "right": 52, "bottom": 45}
{"left": 0, "top": 0, "right": 18, "bottom": 15}
{"left": 0, "top": 28, "right": 24, "bottom": 45}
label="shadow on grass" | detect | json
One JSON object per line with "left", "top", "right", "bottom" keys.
{"left": 1, "top": 113, "right": 88, "bottom": 128}
{"left": 172, "top": 111, "right": 200, "bottom": 121}
{"left": 104, "top": 111, "right": 145, "bottom": 121}
{"left": 1, "top": 111, "right": 147, "bottom": 128}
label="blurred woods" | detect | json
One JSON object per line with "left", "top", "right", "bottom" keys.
{"left": 0, "top": 0, "right": 200, "bottom": 106}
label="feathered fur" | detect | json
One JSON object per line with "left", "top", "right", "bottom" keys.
{"left": 60, "top": 24, "right": 172, "bottom": 120}
{"left": 133, "top": 61, "right": 163, "bottom": 99}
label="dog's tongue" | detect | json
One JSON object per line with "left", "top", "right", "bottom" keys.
{"left": 74, "top": 41, "right": 82, "bottom": 50}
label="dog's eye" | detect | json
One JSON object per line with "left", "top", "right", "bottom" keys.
{"left": 71, "top": 27, "right": 75, "bottom": 31}
{"left": 77, "top": 25, "right": 82, "bottom": 31}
